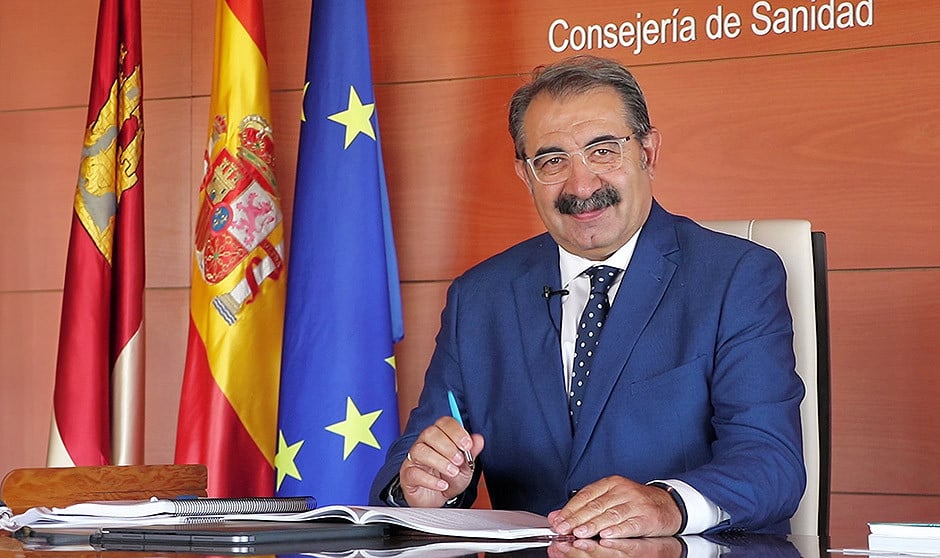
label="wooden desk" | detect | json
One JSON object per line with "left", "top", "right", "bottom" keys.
{"left": 0, "top": 531, "right": 823, "bottom": 558}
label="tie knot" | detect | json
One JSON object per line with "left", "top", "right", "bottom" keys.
{"left": 585, "top": 265, "right": 621, "bottom": 295}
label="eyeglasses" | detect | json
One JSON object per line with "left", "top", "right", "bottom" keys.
{"left": 525, "top": 136, "right": 632, "bottom": 185}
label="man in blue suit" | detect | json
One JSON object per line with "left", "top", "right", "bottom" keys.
{"left": 371, "top": 55, "right": 805, "bottom": 538}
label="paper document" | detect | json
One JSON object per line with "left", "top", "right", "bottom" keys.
{"left": 828, "top": 521, "right": 940, "bottom": 556}
{"left": 237, "top": 506, "right": 557, "bottom": 540}
{"left": 869, "top": 523, "right": 940, "bottom": 538}
{"left": 5, "top": 501, "right": 557, "bottom": 540}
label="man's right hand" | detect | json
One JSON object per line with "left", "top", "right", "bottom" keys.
{"left": 398, "top": 416, "right": 484, "bottom": 507}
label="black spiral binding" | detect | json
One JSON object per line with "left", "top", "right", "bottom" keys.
{"left": 171, "top": 496, "right": 317, "bottom": 516}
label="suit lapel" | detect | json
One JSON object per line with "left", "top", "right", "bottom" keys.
{"left": 511, "top": 235, "right": 572, "bottom": 463}
{"left": 569, "top": 203, "right": 681, "bottom": 465}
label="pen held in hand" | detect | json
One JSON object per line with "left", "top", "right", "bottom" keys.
{"left": 447, "top": 390, "right": 475, "bottom": 470}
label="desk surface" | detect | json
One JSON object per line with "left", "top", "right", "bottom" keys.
{"left": 1, "top": 531, "right": 827, "bottom": 558}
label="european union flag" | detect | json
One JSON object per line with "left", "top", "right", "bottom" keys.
{"left": 275, "top": 0, "right": 404, "bottom": 504}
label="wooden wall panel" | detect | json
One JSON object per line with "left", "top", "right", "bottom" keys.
{"left": 376, "top": 44, "right": 940, "bottom": 281}
{"left": 829, "top": 269, "right": 940, "bottom": 494}
{"left": 264, "top": 0, "right": 311, "bottom": 93}
{"left": 140, "top": 0, "right": 193, "bottom": 100}
{"left": 0, "top": 0, "right": 98, "bottom": 111}
{"left": 395, "top": 282, "right": 450, "bottom": 425}
{"left": 0, "top": 292, "right": 61, "bottom": 475}
{"left": 190, "top": 1, "right": 213, "bottom": 97}
{"left": 367, "top": 0, "right": 940, "bottom": 83}
{"left": 830, "top": 494, "right": 940, "bottom": 548}
{"left": 0, "top": 0, "right": 192, "bottom": 111}
{"left": 645, "top": 44, "right": 940, "bottom": 270}
{"left": 0, "top": 107, "right": 86, "bottom": 292}
{"left": 144, "top": 99, "right": 194, "bottom": 289}
{"left": 189, "top": 96, "right": 210, "bottom": 211}
{"left": 270, "top": 90, "right": 303, "bottom": 233}
{"left": 143, "top": 288, "right": 189, "bottom": 465}
{"left": 376, "top": 78, "right": 543, "bottom": 282}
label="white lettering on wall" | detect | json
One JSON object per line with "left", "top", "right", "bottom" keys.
{"left": 547, "top": 1, "right": 875, "bottom": 54}
{"left": 549, "top": 10, "right": 696, "bottom": 55}
{"left": 752, "top": 0, "right": 873, "bottom": 36}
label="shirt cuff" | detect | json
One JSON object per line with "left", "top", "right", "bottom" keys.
{"left": 382, "top": 475, "right": 407, "bottom": 507}
{"left": 383, "top": 474, "right": 463, "bottom": 508}
{"left": 649, "top": 479, "right": 728, "bottom": 535}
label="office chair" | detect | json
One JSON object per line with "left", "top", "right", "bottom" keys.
{"left": 700, "top": 219, "right": 831, "bottom": 538}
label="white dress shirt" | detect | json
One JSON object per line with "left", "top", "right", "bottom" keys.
{"left": 556, "top": 229, "right": 727, "bottom": 534}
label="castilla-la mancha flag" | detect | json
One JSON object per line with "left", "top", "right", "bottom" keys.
{"left": 47, "top": 0, "right": 145, "bottom": 467}
{"left": 175, "top": 0, "right": 285, "bottom": 497}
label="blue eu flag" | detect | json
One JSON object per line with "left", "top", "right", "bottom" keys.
{"left": 276, "top": 0, "right": 404, "bottom": 504}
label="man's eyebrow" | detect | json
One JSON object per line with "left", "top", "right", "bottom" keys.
{"left": 531, "top": 135, "right": 621, "bottom": 158}
{"left": 585, "top": 134, "right": 620, "bottom": 145}
{"left": 533, "top": 145, "right": 566, "bottom": 158}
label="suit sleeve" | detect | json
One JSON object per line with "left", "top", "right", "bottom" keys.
{"left": 677, "top": 246, "right": 806, "bottom": 532}
{"left": 369, "top": 279, "right": 481, "bottom": 506}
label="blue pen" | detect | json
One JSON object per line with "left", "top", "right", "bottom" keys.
{"left": 447, "top": 390, "right": 475, "bottom": 469}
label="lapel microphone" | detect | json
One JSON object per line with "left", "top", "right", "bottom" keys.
{"left": 543, "top": 286, "right": 568, "bottom": 335}
{"left": 543, "top": 286, "right": 569, "bottom": 299}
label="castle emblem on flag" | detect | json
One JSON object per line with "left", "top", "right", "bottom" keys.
{"left": 74, "top": 58, "right": 143, "bottom": 263}
{"left": 195, "top": 114, "right": 284, "bottom": 325}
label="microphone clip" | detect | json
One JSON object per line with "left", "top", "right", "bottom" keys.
{"left": 543, "top": 286, "right": 570, "bottom": 299}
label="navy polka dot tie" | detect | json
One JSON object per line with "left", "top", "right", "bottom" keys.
{"left": 569, "top": 265, "right": 622, "bottom": 429}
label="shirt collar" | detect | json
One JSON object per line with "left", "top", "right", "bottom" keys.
{"left": 558, "top": 226, "right": 643, "bottom": 288}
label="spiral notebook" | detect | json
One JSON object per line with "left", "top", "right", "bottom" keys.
{"left": 56, "top": 495, "right": 317, "bottom": 517}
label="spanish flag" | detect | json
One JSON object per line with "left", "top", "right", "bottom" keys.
{"left": 47, "top": 0, "right": 145, "bottom": 467}
{"left": 175, "top": 0, "right": 285, "bottom": 497}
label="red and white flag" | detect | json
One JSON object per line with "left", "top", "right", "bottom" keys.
{"left": 47, "top": 0, "right": 145, "bottom": 467}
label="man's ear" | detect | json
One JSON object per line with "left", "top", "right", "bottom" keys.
{"left": 514, "top": 159, "right": 534, "bottom": 193}
{"left": 641, "top": 128, "right": 663, "bottom": 172}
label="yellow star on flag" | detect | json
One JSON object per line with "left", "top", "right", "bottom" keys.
{"left": 386, "top": 355, "right": 399, "bottom": 391}
{"left": 325, "top": 397, "right": 383, "bottom": 459}
{"left": 327, "top": 85, "right": 376, "bottom": 149}
{"left": 274, "top": 430, "right": 304, "bottom": 490}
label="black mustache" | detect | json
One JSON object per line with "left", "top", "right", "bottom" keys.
{"left": 555, "top": 185, "right": 622, "bottom": 215}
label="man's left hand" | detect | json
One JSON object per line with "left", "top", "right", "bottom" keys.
{"left": 548, "top": 476, "right": 682, "bottom": 538}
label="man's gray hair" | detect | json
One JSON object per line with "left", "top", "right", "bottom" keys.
{"left": 508, "top": 55, "right": 652, "bottom": 160}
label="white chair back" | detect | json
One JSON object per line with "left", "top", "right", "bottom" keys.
{"left": 700, "top": 219, "right": 829, "bottom": 538}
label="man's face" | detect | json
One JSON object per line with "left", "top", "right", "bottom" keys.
{"left": 514, "top": 86, "right": 661, "bottom": 261}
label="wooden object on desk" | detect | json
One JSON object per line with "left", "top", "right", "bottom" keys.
{"left": 0, "top": 464, "right": 207, "bottom": 514}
